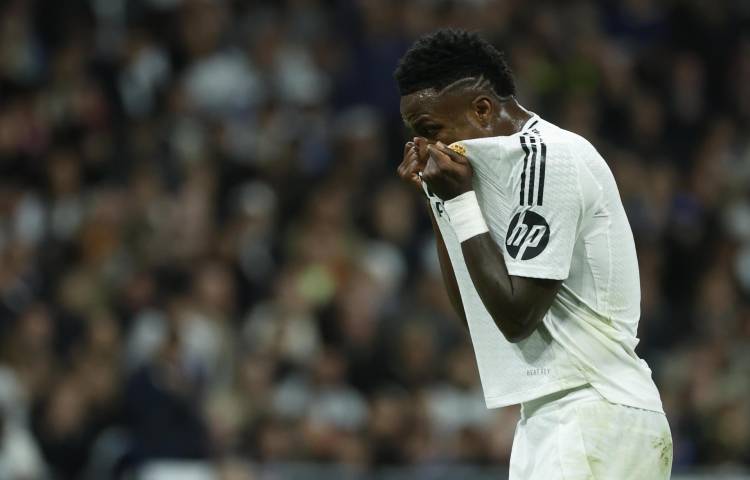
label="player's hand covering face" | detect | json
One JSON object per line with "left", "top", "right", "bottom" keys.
{"left": 397, "top": 137, "right": 430, "bottom": 192}
{"left": 422, "top": 142, "right": 474, "bottom": 200}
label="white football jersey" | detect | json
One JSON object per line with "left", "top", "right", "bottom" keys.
{"left": 425, "top": 115, "right": 664, "bottom": 412}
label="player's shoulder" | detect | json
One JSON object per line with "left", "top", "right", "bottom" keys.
{"left": 531, "top": 118, "right": 599, "bottom": 159}
{"left": 512, "top": 118, "right": 611, "bottom": 208}
{"left": 449, "top": 115, "right": 603, "bottom": 175}
{"left": 529, "top": 118, "right": 611, "bottom": 186}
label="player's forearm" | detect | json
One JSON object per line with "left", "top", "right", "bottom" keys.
{"left": 460, "top": 234, "right": 532, "bottom": 341}
{"left": 439, "top": 190, "right": 558, "bottom": 342}
{"left": 460, "top": 234, "right": 559, "bottom": 342}
{"left": 428, "top": 207, "right": 468, "bottom": 329}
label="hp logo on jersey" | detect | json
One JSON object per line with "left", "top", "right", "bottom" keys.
{"left": 506, "top": 210, "right": 550, "bottom": 260}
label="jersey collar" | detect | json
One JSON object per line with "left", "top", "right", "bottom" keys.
{"left": 520, "top": 113, "right": 540, "bottom": 133}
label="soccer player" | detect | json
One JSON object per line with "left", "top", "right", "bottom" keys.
{"left": 395, "top": 29, "right": 672, "bottom": 479}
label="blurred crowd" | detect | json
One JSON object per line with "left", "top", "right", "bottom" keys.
{"left": 0, "top": 0, "right": 749, "bottom": 478}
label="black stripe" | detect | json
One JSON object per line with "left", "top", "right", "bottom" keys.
{"left": 527, "top": 120, "right": 538, "bottom": 130}
{"left": 537, "top": 140, "right": 546, "bottom": 205}
{"left": 519, "top": 135, "right": 531, "bottom": 205}
{"left": 527, "top": 136, "right": 537, "bottom": 205}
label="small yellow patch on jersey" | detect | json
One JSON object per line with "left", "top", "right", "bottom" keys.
{"left": 448, "top": 143, "right": 467, "bottom": 156}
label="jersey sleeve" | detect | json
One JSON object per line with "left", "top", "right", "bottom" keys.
{"left": 502, "top": 136, "right": 597, "bottom": 280}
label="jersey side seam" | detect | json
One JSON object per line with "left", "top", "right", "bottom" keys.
{"left": 575, "top": 149, "right": 611, "bottom": 317}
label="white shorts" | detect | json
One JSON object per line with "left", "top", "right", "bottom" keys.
{"left": 509, "top": 384, "right": 673, "bottom": 480}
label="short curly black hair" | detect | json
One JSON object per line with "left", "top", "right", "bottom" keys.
{"left": 394, "top": 29, "right": 516, "bottom": 97}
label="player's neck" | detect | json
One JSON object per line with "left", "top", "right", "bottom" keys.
{"left": 491, "top": 98, "right": 533, "bottom": 137}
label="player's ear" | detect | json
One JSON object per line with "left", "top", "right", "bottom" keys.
{"left": 472, "top": 96, "right": 493, "bottom": 128}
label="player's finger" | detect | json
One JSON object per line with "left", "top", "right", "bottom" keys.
{"left": 398, "top": 145, "right": 418, "bottom": 173}
{"left": 414, "top": 137, "right": 429, "bottom": 160}
{"left": 435, "top": 142, "right": 469, "bottom": 165}
{"left": 397, "top": 146, "right": 426, "bottom": 190}
{"left": 404, "top": 150, "right": 421, "bottom": 174}
{"left": 401, "top": 158, "right": 420, "bottom": 180}
{"left": 409, "top": 145, "right": 429, "bottom": 172}
{"left": 401, "top": 146, "right": 417, "bottom": 164}
{"left": 403, "top": 141, "right": 414, "bottom": 157}
{"left": 422, "top": 155, "right": 440, "bottom": 180}
{"left": 397, "top": 159, "right": 412, "bottom": 179}
{"left": 427, "top": 144, "right": 458, "bottom": 171}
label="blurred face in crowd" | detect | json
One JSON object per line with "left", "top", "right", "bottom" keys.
{"left": 400, "top": 84, "right": 499, "bottom": 145}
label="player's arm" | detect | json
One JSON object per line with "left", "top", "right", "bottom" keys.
{"left": 421, "top": 142, "right": 562, "bottom": 343}
{"left": 397, "top": 140, "right": 468, "bottom": 328}
{"left": 429, "top": 207, "right": 468, "bottom": 328}
{"left": 461, "top": 233, "right": 560, "bottom": 342}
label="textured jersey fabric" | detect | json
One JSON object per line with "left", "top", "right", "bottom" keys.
{"left": 424, "top": 114, "right": 664, "bottom": 412}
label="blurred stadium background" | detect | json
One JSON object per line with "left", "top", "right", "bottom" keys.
{"left": 0, "top": 0, "right": 749, "bottom": 479}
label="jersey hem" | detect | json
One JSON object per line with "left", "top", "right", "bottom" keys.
{"left": 483, "top": 376, "right": 588, "bottom": 409}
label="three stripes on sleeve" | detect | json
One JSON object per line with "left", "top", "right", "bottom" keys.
{"left": 519, "top": 122, "right": 546, "bottom": 207}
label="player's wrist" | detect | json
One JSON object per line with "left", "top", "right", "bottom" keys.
{"left": 443, "top": 191, "right": 489, "bottom": 243}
